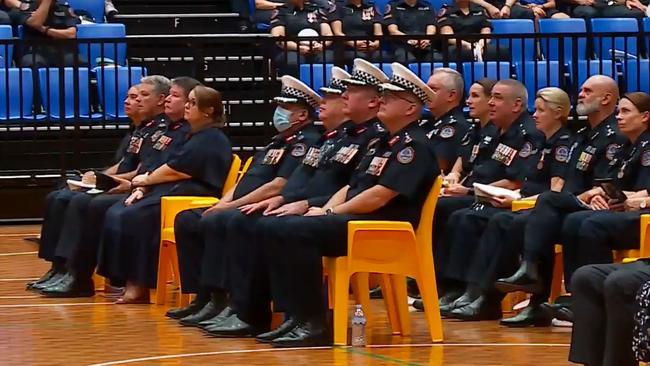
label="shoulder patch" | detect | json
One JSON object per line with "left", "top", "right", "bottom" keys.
{"left": 291, "top": 143, "right": 307, "bottom": 157}
{"left": 605, "top": 143, "right": 619, "bottom": 161}
{"left": 554, "top": 145, "right": 570, "bottom": 163}
{"left": 642, "top": 150, "right": 650, "bottom": 167}
{"left": 519, "top": 142, "right": 533, "bottom": 158}
{"left": 440, "top": 126, "right": 455, "bottom": 139}
{"left": 397, "top": 146, "right": 415, "bottom": 164}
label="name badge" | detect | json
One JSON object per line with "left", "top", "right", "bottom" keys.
{"left": 333, "top": 144, "right": 360, "bottom": 164}
{"left": 469, "top": 144, "right": 480, "bottom": 163}
{"left": 153, "top": 135, "right": 172, "bottom": 151}
{"left": 150, "top": 130, "right": 164, "bottom": 143}
{"left": 302, "top": 147, "right": 321, "bottom": 168}
{"left": 366, "top": 156, "right": 389, "bottom": 176}
{"left": 576, "top": 151, "right": 593, "bottom": 171}
{"left": 491, "top": 143, "right": 518, "bottom": 166}
{"left": 263, "top": 148, "right": 285, "bottom": 165}
{"left": 127, "top": 136, "right": 143, "bottom": 154}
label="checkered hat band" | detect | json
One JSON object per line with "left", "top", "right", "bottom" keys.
{"left": 329, "top": 78, "right": 347, "bottom": 91}
{"left": 392, "top": 75, "right": 427, "bottom": 102}
{"left": 351, "top": 70, "right": 380, "bottom": 86}
{"left": 282, "top": 86, "right": 317, "bottom": 107}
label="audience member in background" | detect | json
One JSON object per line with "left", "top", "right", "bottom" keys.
{"left": 0, "top": 0, "right": 17, "bottom": 24}
{"left": 255, "top": 0, "right": 285, "bottom": 24}
{"left": 384, "top": 0, "right": 441, "bottom": 63}
{"left": 472, "top": 0, "right": 569, "bottom": 19}
{"left": 229, "top": 0, "right": 252, "bottom": 32}
{"left": 423, "top": 68, "right": 471, "bottom": 174}
{"left": 97, "top": 86, "right": 233, "bottom": 304}
{"left": 105, "top": 0, "right": 118, "bottom": 20}
{"left": 270, "top": 0, "right": 335, "bottom": 76}
{"left": 567, "top": 0, "right": 648, "bottom": 27}
{"left": 437, "top": 0, "right": 509, "bottom": 61}
{"left": 330, "top": 0, "right": 384, "bottom": 66}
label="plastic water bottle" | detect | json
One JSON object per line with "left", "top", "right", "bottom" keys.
{"left": 351, "top": 304, "right": 367, "bottom": 347}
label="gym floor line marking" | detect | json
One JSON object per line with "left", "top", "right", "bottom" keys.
{"left": 0, "top": 233, "right": 39, "bottom": 237}
{"left": 345, "top": 347, "right": 421, "bottom": 366}
{"left": 0, "top": 295, "right": 40, "bottom": 299}
{"left": 86, "top": 342, "right": 571, "bottom": 366}
{"left": 0, "top": 251, "right": 38, "bottom": 257}
{"left": 0, "top": 302, "right": 115, "bottom": 308}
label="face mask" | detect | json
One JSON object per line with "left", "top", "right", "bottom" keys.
{"left": 273, "top": 106, "right": 292, "bottom": 132}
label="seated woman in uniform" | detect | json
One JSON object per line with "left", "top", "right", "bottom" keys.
{"left": 270, "top": 0, "right": 334, "bottom": 76}
{"left": 330, "top": 0, "right": 385, "bottom": 67}
{"left": 431, "top": 87, "right": 572, "bottom": 321}
{"left": 569, "top": 93, "right": 650, "bottom": 366}
{"left": 437, "top": 0, "right": 509, "bottom": 62}
{"left": 97, "top": 86, "right": 233, "bottom": 304}
{"left": 384, "top": 0, "right": 441, "bottom": 64}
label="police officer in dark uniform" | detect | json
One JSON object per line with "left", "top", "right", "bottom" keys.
{"left": 97, "top": 85, "right": 233, "bottom": 304}
{"left": 428, "top": 79, "right": 543, "bottom": 307}
{"left": 435, "top": 87, "right": 573, "bottom": 320}
{"left": 568, "top": 0, "right": 647, "bottom": 30}
{"left": 330, "top": 0, "right": 385, "bottom": 66}
{"left": 200, "top": 61, "right": 388, "bottom": 338}
{"left": 494, "top": 75, "right": 627, "bottom": 326}
{"left": 254, "top": 62, "right": 439, "bottom": 347}
{"left": 437, "top": 0, "right": 509, "bottom": 62}
{"left": 38, "top": 77, "right": 201, "bottom": 298}
{"left": 423, "top": 68, "right": 471, "bottom": 174}
{"left": 271, "top": 0, "right": 335, "bottom": 76}
{"left": 28, "top": 77, "right": 172, "bottom": 292}
{"left": 165, "top": 76, "right": 322, "bottom": 321}
{"left": 384, "top": 0, "right": 442, "bottom": 63}
{"left": 0, "top": 0, "right": 16, "bottom": 25}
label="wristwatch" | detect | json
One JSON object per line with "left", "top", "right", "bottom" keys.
{"left": 326, "top": 207, "right": 335, "bottom": 215}
{"left": 641, "top": 200, "right": 647, "bottom": 209}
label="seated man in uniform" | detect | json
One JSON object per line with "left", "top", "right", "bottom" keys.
{"left": 384, "top": 0, "right": 442, "bottom": 63}
{"left": 424, "top": 68, "right": 470, "bottom": 174}
{"left": 164, "top": 75, "right": 322, "bottom": 322}
{"left": 256, "top": 63, "right": 439, "bottom": 347}
{"left": 472, "top": 0, "right": 569, "bottom": 19}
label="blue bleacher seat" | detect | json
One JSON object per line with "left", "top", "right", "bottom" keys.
{"left": 68, "top": 0, "right": 105, "bottom": 23}
{"left": 514, "top": 61, "right": 562, "bottom": 110}
{"left": 299, "top": 64, "right": 333, "bottom": 92}
{"left": 625, "top": 59, "right": 650, "bottom": 94}
{"left": 591, "top": 18, "right": 638, "bottom": 60}
{"left": 0, "top": 25, "right": 12, "bottom": 68}
{"left": 372, "top": 63, "right": 393, "bottom": 78}
{"left": 538, "top": 19, "right": 587, "bottom": 64}
{"left": 95, "top": 66, "right": 146, "bottom": 119}
{"left": 644, "top": 18, "right": 650, "bottom": 58}
{"left": 76, "top": 24, "right": 127, "bottom": 67}
{"left": 491, "top": 19, "right": 536, "bottom": 63}
{"left": 428, "top": 0, "right": 453, "bottom": 11}
{"left": 38, "top": 67, "right": 91, "bottom": 119}
{"left": 567, "top": 60, "right": 618, "bottom": 89}
{"left": 462, "top": 61, "right": 512, "bottom": 94}
{"left": 374, "top": 0, "right": 390, "bottom": 14}
{"left": 0, "top": 68, "right": 33, "bottom": 120}
{"left": 407, "top": 62, "right": 457, "bottom": 81}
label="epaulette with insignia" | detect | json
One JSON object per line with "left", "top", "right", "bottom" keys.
{"left": 403, "top": 133, "right": 413, "bottom": 144}
{"left": 577, "top": 127, "right": 587, "bottom": 135}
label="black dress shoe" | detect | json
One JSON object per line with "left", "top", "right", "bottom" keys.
{"left": 407, "top": 278, "right": 420, "bottom": 299}
{"left": 256, "top": 317, "right": 298, "bottom": 343}
{"left": 179, "top": 301, "right": 221, "bottom": 327}
{"left": 31, "top": 271, "right": 67, "bottom": 291}
{"left": 40, "top": 275, "right": 94, "bottom": 298}
{"left": 440, "top": 292, "right": 477, "bottom": 316}
{"left": 494, "top": 261, "right": 543, "bottom": 294}
{"left": 500, "top": 304, "right": 552, "bottom": 328}
{"left": 271, "top": 321, "right": 330, "bottom": 348}
{"left": 27, "top": 268, "right": 57, "bottom": 289}
{"left": 540, "top": 302, "right": 573, "bottom": 323}
{"left": 204, "top": 314, "right": 268, "bottom": 338}
{"left": 448, "top": 296, "right": 502, "bottom": 321}
{"left": 413, "top": 289, "right": 463, "bottom": 312}
{"left": 198, "top": 305, "right": 235, "bottom": 329}
{"left": 165, "top": 299, "right": 209, "bottom": 320}
{"left": 369, "top": 286, "right": 383, "bottom": 299}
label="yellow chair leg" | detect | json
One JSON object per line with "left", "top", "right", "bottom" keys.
{"left": 156, "top": 240, "right": 171, "bottom": 305}
{"left": 391, "top": 274, "right": 411, "bottom": 336}
{"left": 93, "top": 273, "right": 105, "bottom": 292}
{"left": 179, "top": 293, "right": 191, "bottom": 307}
{"left": 549, "top": 249, "right": 564, "bottom": 302}
{"left": 378, "top": 273, "right": 401, "bottom": 335}
{"left": 333, "top": 260, "right": 351, "bottom": 346}
{"left": 415, "top": 269, "right": 443, "bottom": 342}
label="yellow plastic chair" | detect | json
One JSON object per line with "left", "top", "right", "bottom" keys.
{"left": 621, "top": 214, "right": 650, "bottom": 263}
{"left": 324, "top": 177, "right": 444, "bottom": 345}
{"left": 239, "top": 156, "right": 253, "bottom": 181}
{"left": 154, "top": 154, "right": 242, "bottom": 306}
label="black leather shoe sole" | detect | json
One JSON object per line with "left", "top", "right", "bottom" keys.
{"left": 205, "top": 326, "right": 269, "bottom": 338}
{"left": 500, "top": 317, "right": 551, "bottom": 328}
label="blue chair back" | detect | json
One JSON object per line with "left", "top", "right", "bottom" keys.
{"left": 68, "top": 0, "right": 105, "bottom": 22}
{"left": 491, "top": 19, "right": 535, "bottom": 63}
{"left": 462, "top": 61, "right": 512, "bottom": 94}
{"left": 644, "top": 18, "right": 650, "bottom": 59}
{"left": 0, "top": 26, "right": 12, "bottom": 68}
{"left": 538, "top": 19, "right": 587, "bottom": 64}
{"left": 0, "top": 68, "right": 33, "bottom": 120}
{"left": 77, "top": 24, "right": 127, "bottom": 67}
{"left": 626, "top": 59, "right": 650, "bottom": 94}
{"left": 300, "top": 64, "right": 334, "bottom": 92}
{"left": 95, "top": 66, "right": 146, "bottom": 118}
{"left": 407, "top": 62, "right": 457, "bottom": 81}
{"left": 38, "top": 68, "right": 90, "bottom": 119}
{"left": 591, "top": 18, "right": 638, "bottom": 60}
{"left": 514, "top": 61, "right": 562, "bottom": 110}
{"left": 374, "top": 0, "right": 391, "bottom": 14}
{"left": 567, "top": 60, "right": 617, "bottom": 89}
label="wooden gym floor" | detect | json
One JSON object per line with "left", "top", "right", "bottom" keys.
{"left": 0, "top": 225, "right": 573, "bottom": 365}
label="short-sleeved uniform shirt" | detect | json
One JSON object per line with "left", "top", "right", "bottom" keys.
{"left": 609, "top": 130, "right": 650, "bottom": 193}
{"left": 270, "top": 1, "right": 333, "bottom": 35}
{"left": 560, "top": 114, "right": 627, "bottom": 195}
{"left": 282, "top": 119, "right": 387, "bottom": 206}
{"left": 164, "top": 126, "right": 233, "bottom": 196}
{"left": 520, "top": 127, "right": 572, "bottom": 197}
{"left": 233, "top": 123, "right": 322, "bottom": 200}
{"left": 11, "top": 0, "right": 79, "bottom": 38}
{"left": 437, "top": 4, "right": 492, "bottom": 35}
{"left": 346, "top": 121, "right": 440, "bottom": 226}
{"left": 421, "top": 108, "right": 471, "bottom": 172}
{"left": 116, "top": 114, "right": 168, "bottom": 174}
{"left": 136, "top": 117, "right": 191, "bottom": 174}
{"left": 464, "top": 113, "right": 544, "bottom": 187}
{"left": 329, "top": 1, "right": 381, "bottom": 37}
{"left": 458, "top": 121, "right": 499, "bottom": 176}
{"left": 383, "top": 0, "right": 437, "bottom": 35}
